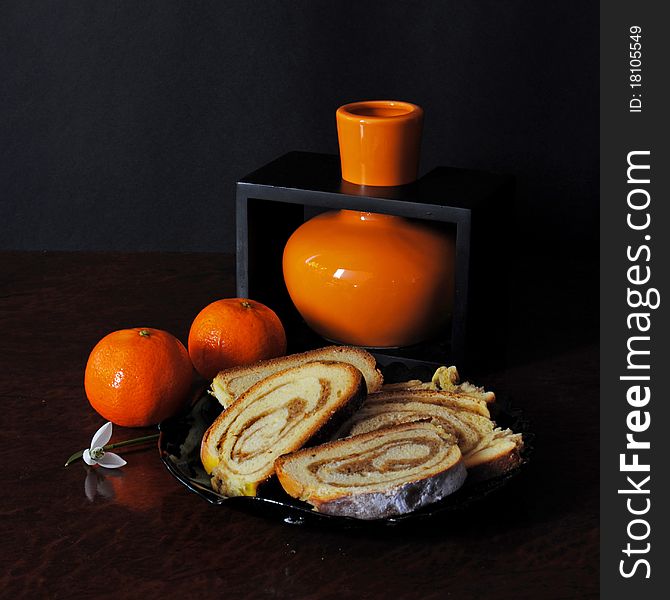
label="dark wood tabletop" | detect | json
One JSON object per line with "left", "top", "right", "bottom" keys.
{"left": 0, "top": 251, "right": 598, "bottom": 599}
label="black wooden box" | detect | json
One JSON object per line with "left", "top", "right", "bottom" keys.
{"left": 236, "top": 151, "right": 513, "bottom": 373}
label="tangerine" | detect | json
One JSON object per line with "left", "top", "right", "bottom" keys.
{"left": 188, "top": 298, "right": 287, "bottom": 380}
{"left": 84, "top": 328, "right": 193, "bottom": 427}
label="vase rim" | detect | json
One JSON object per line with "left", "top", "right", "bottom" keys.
{"left": 336, "top": 100, "right": 422, "bottom": 122}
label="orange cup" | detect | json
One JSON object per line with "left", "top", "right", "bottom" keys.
{"left": 336, "top": 100, "right": 424, "bottom": 186}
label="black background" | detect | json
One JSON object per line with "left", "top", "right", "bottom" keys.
{"left": 1, "top": 0, "right": 598, "bottom": 257}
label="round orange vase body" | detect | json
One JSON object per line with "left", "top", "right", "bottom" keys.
{"left": 283, "top": 210, "right": 455, "bottom": 348}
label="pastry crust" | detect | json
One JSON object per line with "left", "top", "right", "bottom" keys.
{"left": 202, "top": 361, "right": 366, "bottom": 496}
{"left": 211, "top": 346, "right": 383, "bottom": 408}
{"left": 463, "top": 428, "right": 524, "bottom": 481}
{"left": 368, "top": 389, "right": 491, "bottom": 417}
{"left": 275, "top": 422, "right": 467, "bottom": 520}
{"left": 382, "top": 365, "right": 496, "bottom": 404}
{"left": 337, "top": 389, "right": 523, "bottom": 480}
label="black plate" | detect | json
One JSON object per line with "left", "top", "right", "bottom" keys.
{"left": 159, "top": 365, "right": 531, "bottom": 526}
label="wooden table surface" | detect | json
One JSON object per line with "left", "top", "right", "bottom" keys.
{"left": 0, "top": 252, "right": 598, "bottom": 599}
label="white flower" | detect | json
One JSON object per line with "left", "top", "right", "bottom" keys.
{"left": 82, "top": 422, "right": 127, "bottom": 469}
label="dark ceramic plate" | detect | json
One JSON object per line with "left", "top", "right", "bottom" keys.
{"left": 159, "top": 364, "right": 531, "bottom": 526}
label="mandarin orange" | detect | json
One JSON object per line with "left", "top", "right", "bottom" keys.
{"left": 84, "top": 328, "right": 193, "bottom": 427}
{"left": 188, "top": 298, "right": 287, "bottom": 380}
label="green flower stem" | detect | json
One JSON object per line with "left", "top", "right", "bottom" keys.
{"left": 64, "top": 433, "right": 159, "bottom": 467}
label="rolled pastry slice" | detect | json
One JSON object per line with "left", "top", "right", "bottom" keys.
{"left": 201, "top": 361, "right": 365, "bottom": 497}
{"left": 211, "top": 346, "right": 383, "bottom": 408}
{"left": 336, "top": 389, "right": 494, "bottom": 456}
{"left": 339, "top": 390, "right": 522, "bottom": 477}
{"left": 275, "top": 422, "right": 467, "bottom": 520}
{"left": 382, "top": 365, "right": 496, "bottom": 404}
{"left": 464, "top": 428, "right": 524, "bottom": 482}
{"left": 368, "top": 389, "right": 491, "bottom": 418}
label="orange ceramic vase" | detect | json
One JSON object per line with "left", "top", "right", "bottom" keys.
{"left": 282, "top": 101, "right": 455, "bottom": 348}
{"left": 336, "top": 100, "right": 424, "bottom": 186}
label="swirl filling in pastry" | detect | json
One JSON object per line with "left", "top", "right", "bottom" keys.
{"left": 275, "top": 421, "right": 467, "bottom": 519}
{"left": 201, "top": 361, "right": 365, "bottom": 497}
{"left": 338, "top": 389, "right": 496, "bottom": 465}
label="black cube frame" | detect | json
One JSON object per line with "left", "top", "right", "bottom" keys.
{"left": 236, "top": 151, "right": 513, "bottom": 373}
